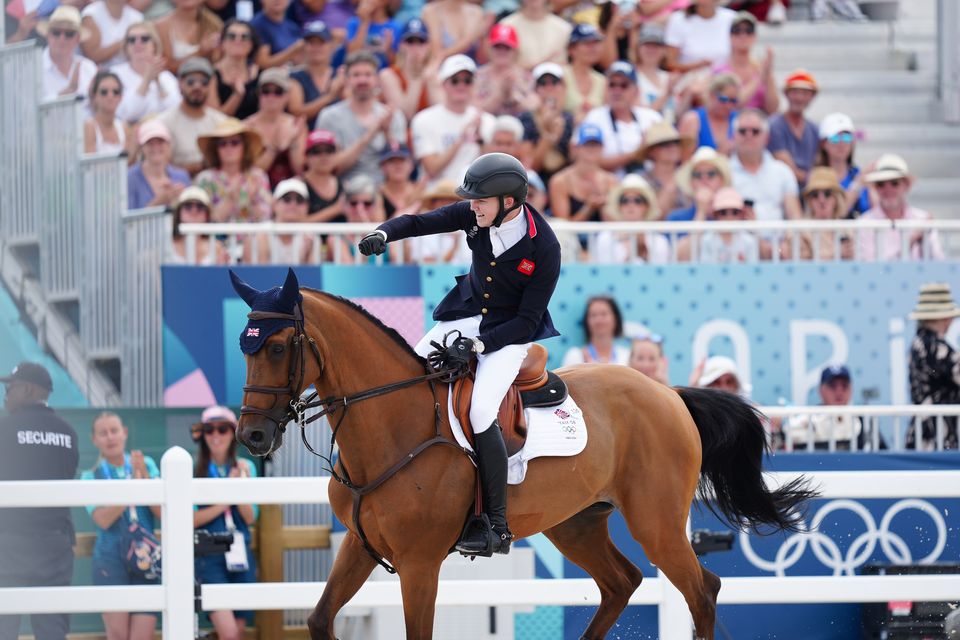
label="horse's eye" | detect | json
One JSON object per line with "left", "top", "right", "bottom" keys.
{"left": 272, "top": 344, "right": 285, "bottom": 354}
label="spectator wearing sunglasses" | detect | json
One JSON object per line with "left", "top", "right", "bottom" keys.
{"left": 195, "top": 118, "right": 273, "bottom": 222}
{"left": 167, "top": 186, "right": 230, "bottom": 264}
{"left": 84, "top": 71, "right": 138, "bottom": 158}
{"left": 858, "top": 155, "right": 944, "bottom": 261}
{"left": 667, "top": 146, "right": 732, "bottom": 228}
{"left": 246, "top": 178, "right": 315, "bottom": 263}
{"left": 593, "top": 174, "right": 670, "bottom": 264}
{"left": 767, "top": 70, "right": 819, "bottom": 186}
{"left": 815, "top": 112, "right": 872, "bottom": 217}
{"left": 676, "top": 186, "right": 759, "bottom": 263}
{"left": 636, "top": 121, "right": 694, "bottom": 217}
{"left": 629, "top": 332, "right": 669, "bottom": 385}
{"left": 244, "top": 68, "right": 308, "bottom": 187}
{"left": 378, "top": 143, "right": 419, "bottom": 219}
{"left": 333, "top": 174, "right": 389, "bottom": 262}
{"left": 779, "top": 167, "right": 853, "bottom": 261}
{"left": 154, "top": 0, "right": 224, "bottom": 74}
{"left": 38, "top": 6, "right": 98, "bottom": 101}
{"left": 192, "top": 405, "right": 259, "bottom": 640}
{"left": 711, "top": 12, "right": 778, "bottom": 115}
{"left": 411, "top": 55, "right": 496, "bottom": 189}
{"left": 518, "top": 63, "right": 574, "bottom": 185}
{"left": 730, "top": 108, "right": 801, "bottom": 226}
{"left": 114, "top": 22, "right": 182, "bottom": 123}
{"left": 582, "top": 61, "right": 663, "bottom": 176}
{"left": 302, "top": 130, "right": 347, "bottom": 222}
{"left": 677, "top": 72, "right": 740, "bottom": 157}
{"left": 209, "top": 20, "right": 266, "bottom": 120}
{"left": 80, "top": 0, "right": 144, "bottom": 66}
{"left": 157, "top": 57, "right": 228, "bottom": 174}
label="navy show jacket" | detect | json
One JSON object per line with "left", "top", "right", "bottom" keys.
{"left": 378, "top": 201, "right": 561, "bottom": 353}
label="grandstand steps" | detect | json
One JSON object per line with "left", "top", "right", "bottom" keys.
{"left": 757, "top": 0, "right": 959, "bottom": 220}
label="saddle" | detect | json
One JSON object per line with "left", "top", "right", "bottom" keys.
{"left": 452, "top": 344, "right": 568, "bottom": 457}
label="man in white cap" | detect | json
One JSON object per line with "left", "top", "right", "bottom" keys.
{"left": 410, "top": 54, "right": 496, "bottom": 188}
{"left": 518, "top": 62, "right": 574, "bottom": 184}
{"left": 691, "top": 355, "right": 749, "bottom": 397}
{"left": 247, "top": 178, "right": 314, "bottom": 264}
{"left": 858, "top": 153, "right": 944, "bottom": 261}
{"left": 38, "top": 6, "right": 98, "bottom": 101}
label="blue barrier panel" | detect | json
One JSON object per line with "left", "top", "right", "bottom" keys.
{"left": 163, "top": 262, "right": 960, "bottom": 408}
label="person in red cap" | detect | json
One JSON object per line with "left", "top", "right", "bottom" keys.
{"left": 768, "top": 69, "right": 820, "bottom": 186}
{"left": 475, "top": 24, "right": 535, "bottom": 117}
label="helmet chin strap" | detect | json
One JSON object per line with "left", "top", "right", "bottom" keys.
{"left": 492, "top": 195, "right": 522, "bottom": 228}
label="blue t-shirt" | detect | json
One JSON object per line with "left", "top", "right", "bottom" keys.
{"left": 81, "top": 454, "right": 160, "bottom": 561}
{"left": 666, "top": 205, "right": 696, "bottom": 240}
{"left": 194, "top": 459, "right": 259, "bottom": 544}
{"left": 127, "top": 163, "right": 191, "bottom": 210}
{"left": 767, "top": 113, "right": 819, "bottom": 185}
{"left": 251, "top": 11, "right": 303, "bottom": 54}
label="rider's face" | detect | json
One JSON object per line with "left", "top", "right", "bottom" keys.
{"left": 470, "top": 196, "right": 515, "bottom": 227}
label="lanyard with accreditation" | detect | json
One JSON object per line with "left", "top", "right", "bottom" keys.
{"left": 208, "top": 462, "right": 249, "bottom": 572}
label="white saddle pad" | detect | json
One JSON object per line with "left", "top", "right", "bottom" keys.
{"left": 447, "top": 391, "right": 588, "bottom": 484}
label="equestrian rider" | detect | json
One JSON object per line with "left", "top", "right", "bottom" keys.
{"left": 358, "top": 153, "right": 562, "bottom": 556}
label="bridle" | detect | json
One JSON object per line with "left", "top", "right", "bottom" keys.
{"left": 238, "top": 300, "right": 470, "bottom": 573}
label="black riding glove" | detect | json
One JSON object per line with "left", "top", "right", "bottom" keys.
{"left": 427, "top": 333, "right": 475, "bottom": 374}
{"left": 358, "top": 231, "right": 387, "bottom": 256}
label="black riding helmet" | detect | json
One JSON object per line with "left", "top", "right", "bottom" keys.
{"left": 456, "top": 153, "right": 528, "bottom": 227}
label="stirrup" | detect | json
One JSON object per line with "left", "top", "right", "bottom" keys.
{"left": 456, "top": 514, "right": 512, "bottom": 557}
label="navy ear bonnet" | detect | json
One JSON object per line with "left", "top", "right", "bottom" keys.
{"left": 230, "top": 269, "right": 303, "bottom": 354}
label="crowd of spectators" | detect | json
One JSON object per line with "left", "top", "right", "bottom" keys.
{"left": 5, "top": 0, "right": 936, "bottom": 265}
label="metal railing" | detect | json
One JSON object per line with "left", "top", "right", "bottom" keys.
{"left": 38, "top": 96, "right": 84, "bottom": 300}
{"left": 80, "top": 153, "right": 129, "bottom": 359}
{"left": 762, "top": 404, "right": 960, "bottom": 452}
{"left": 121, "top": 207, "right": 170, "bottom": 406}
{"left": 0, "top": 40, "right": 41, "bottom": 244}
{"left": 177, "top": 219, "right": 960, "bottom": 265}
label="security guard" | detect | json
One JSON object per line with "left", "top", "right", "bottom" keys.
{"left": 359, "top": 153, "right": 561, "bottom": 556}
{"left": 0, "top": 362, "right": 79, "bottom": 640}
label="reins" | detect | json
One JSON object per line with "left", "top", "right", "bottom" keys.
{"left": 239, "top": 302, "right": 472, "bottom": 574}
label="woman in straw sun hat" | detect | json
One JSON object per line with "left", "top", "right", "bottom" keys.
{"left": 636, "top": 120, "right": 694, "bottom": 217}
{"left": 779, "top": 166, "right": 853, "bottom": 261}
{"left": 907, "top": 282, "right": 960, "bottom": 450}
{"left": 195, "top": 118, "right": 272, "bottom": 223}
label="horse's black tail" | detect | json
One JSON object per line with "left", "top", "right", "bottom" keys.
{"left": 676, "top": 386, "right": 819, "bottom": 533}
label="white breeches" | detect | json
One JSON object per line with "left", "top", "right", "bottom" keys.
{"left": 415, "top": 316, "right": 531, "bottom": 433}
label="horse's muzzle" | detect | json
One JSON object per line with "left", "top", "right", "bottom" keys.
{"left": 237, "top": 418, "right": 283, "bottom": 457}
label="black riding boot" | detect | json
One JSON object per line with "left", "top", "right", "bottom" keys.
{"left": 456, "top": 422, "right": 513, "bottom": 556}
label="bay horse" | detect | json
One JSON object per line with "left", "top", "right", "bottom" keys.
{"left": 231, "top": 269, "right": 816, "bottom": 640}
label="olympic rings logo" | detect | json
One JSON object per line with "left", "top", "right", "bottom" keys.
{"left": 739, "top": 499, "right": 948, "bottom": 576}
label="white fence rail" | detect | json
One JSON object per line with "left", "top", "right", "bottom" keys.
{"left": 177, "top": 218, "right": 960, "bottom": 265}
{"left": 0, "top": 447, "right": 959, "bottom": 639}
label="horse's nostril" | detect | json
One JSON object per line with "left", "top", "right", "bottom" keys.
{"left": 249, "top": 430, "right": 265, "bottom": 444}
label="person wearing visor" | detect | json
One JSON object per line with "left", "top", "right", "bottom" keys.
{"left": 357, "top": 152, "right": 561, "bottom": 556}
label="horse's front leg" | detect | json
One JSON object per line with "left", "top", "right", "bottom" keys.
{"left": 307, "top": 532, "right": 377, "bottom": 639}
{"left": 398, "top": 557, "right": 443, "bottom": 639}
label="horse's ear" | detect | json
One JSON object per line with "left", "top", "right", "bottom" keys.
{"left": 229, "top": 270, "right": 260, "bottom": 307}
{"left": 278, "top": 268, "right": 300, "bottom": 308}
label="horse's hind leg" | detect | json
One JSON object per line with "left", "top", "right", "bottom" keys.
{"left": 307, "top": 532, "right": 377, "bottom": 639}
{"left": 625, "top": 515, "right": 719, "bottom": 640}
{"left": 543, "top": 503, "right": 644, "bottom": 640}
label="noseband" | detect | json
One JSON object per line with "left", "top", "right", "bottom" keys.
{"left": 240, "top": 303, "right": 324, "bottom": 432}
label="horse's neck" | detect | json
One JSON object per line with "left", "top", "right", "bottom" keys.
{"left": 305, "top": 294, "right": 441, "bottom": 483}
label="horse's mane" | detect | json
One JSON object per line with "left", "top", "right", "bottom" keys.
{"left": 302, "top": 287, "right": 429, "bottom": 371}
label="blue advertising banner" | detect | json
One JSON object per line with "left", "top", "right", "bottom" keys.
{"left": 163, "top": 262, "right": 959, "bottom": 407}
